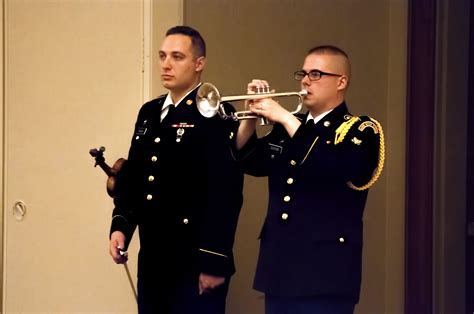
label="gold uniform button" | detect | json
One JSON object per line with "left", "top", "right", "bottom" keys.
{"left": 151, "top": 156, "right": 158, "bottom": 162}
{"left": 135, "top": 136, "right": 140, "bottom": 140}
{"left": 281, "top": 213, "right": 289, "bottom": 220}
{"left": 339, "top": 237, "right": 345, "bottom": 243}
{"left": 229, "top": 132, "right": 234, "bottom": 139}
{"left": 154, "top": 137, "right": 161, "bottom": 143}
{"left": 183, "top": 218, "right": 189, "bottom": 224}
{"left": 326, "top": 140, "right": 331, "bottom": 144}
{"left": 287, "top": 178, "right": 294, "bottom": 184}
{"left": 283, "top": 195, "right": 291, "bottom": 202}
{"left": 148, "top": 175, "right": 155, "bottom": 182}
{"left": 290, "top": 160, "right": 296, "bottom": 166}
{"left": 323, "top": 121, "right": 331, "bottom": 127}
{"left": 146, "top": 194, "right": 153, "bottom": 201}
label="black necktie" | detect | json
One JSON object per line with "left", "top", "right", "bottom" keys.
{"left": 162, "top": 104, "right": 175, "bottom": 122}
{"left": 303, "top": 119, "right": 316, "bottom": 134}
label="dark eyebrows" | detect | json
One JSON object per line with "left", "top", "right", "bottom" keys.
{"left": 171, "top": 51, "right": 185, "bottom": 58}
{"left": 158, "top": 50, "right": 186, "bottom": 58}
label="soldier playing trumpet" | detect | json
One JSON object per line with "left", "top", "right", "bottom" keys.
{"left": 233, "top": 45, "right": 385, "bottom": 314}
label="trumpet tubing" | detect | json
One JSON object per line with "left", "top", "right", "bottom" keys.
{"left": 196, "top": 82, "right": 307, "bottom": 124}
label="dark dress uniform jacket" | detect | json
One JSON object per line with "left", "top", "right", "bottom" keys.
{"left": 234, "top": 102, "right": 380, "bottom": 303}
{"left": 110, "top": 87, "right": 244, "bottom": 283}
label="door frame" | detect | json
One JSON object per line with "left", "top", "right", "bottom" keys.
{"left": 466, "top": 1, "right": 474, "bottom": 312}
{"left": 405, "top": 0, "right": 436, "bottom": 312}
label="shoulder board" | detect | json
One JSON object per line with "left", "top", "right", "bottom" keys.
{"left": 334, "top": 115, "right": 382, "bottom": 145}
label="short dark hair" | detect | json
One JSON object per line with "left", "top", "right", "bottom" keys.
{"left": 307, "top": 45, "right": 349, "bottom": 59}
{"left": 307, "top": 45, "right": 351, "bottom": 78}
{"left": 166, "top": 25, "right": 206, "bottom": 58}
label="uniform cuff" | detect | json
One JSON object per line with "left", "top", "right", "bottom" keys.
{"left": 199, "top": 248, "right": 235, "bottom": 277}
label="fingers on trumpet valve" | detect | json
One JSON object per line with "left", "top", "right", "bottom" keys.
{"left": 247, "top": 79, "right": 271, "bottom": 94}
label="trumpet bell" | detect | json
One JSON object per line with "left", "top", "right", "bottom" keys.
{"left": 196, "top": 82, "right": 221, "bottom": 118}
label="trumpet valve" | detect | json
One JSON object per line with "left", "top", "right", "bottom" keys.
{"left": 256, "top": 85, "right": 271, "bottom": 94}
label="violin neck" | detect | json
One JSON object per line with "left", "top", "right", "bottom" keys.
{"left": 96, "top": 161, "right": 116, "bottom": 177}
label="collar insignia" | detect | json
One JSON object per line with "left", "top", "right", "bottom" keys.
{"left": 351, "top": 137, "right": 362, "bottom": 145}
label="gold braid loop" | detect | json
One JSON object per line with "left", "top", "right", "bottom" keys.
{"left": 347, "top": 117, "right": 385, "bottom": 191}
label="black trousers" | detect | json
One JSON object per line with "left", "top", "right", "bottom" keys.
{"left": 265, "top": 294, "right": 355, "bottom": 314}
{"left": 137, "top": 276, "right": 230, "bottom": 314}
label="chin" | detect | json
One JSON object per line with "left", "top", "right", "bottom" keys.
{"left": 162, "top": 81, "right": 173, "bottom": 89}
{"left": 303, "top": 101, "right": 315, "bottom": 109}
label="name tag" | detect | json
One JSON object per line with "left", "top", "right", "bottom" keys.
{"left": 136, "top": 127, "right": 147, "bottom": 135}
{"left": 269, "top": 143, "right": 283, "bottom": 154}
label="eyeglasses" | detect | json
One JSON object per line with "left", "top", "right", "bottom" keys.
{"left": 294, "top": 69, "right": 342, "bottom": 81}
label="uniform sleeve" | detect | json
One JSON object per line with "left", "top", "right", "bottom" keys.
{"left": 198, "top": 103, "right": 244, "bottom": 277}
{"left": 331, "top": 116, "right": 383, "bottom": 188}
{"left": 109, "top": 162, "right": 137, "bottom": 247}
{"left": 108, "top": 108, "right": 148, "bottom": 248}
{"left": 231, "top": 123, "right": 289, "bottom": 177}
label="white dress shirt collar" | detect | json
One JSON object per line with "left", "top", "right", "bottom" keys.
{"left": 306, "top": 109, "right": 333, "bottom": 125}
{"left": 162, "top": 82, "right": 202, "bottom": 111}
{"left": 160, "top": 83, "right": 202, "bottom": 121}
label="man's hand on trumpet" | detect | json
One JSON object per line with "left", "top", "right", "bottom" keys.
{"left": 245, "top": 79, "right": 303, "bottom": 136}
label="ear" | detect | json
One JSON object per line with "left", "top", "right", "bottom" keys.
{"left": 337, "top": 75, "right": 349, "bottom": 90}
{"left": 195, "top": 56, "right": 206, "bottom": 72}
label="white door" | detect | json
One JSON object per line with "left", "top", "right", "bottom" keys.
{"left": 3, "top": 0, "right": 144, "bottom": 312}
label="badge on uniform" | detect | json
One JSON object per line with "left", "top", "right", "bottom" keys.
{"left": 351, "top": 137, "right": 362, "bottom": 145}
{"left": 358, "top": 121, "right": 378, "bottom": 134}
{"left": 171, "top": 123, "right": 194, "bottom": 142}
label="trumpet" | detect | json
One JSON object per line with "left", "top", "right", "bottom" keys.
{"left": 196, "top": 82, "right": 308, "bottom": 125}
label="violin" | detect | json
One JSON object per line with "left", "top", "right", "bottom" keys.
{"left": 89, "top": 146, "right": 126, "bottom": 197}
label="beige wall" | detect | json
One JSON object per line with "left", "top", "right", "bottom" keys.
{"left": 151, "top": 0, "right": 183, "bottom": 99}
{"left": 184, "top": 1, "right": 407, "bottom": 313}
{"left": 1, "top": 0, "right": 144, "bottom": 311}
